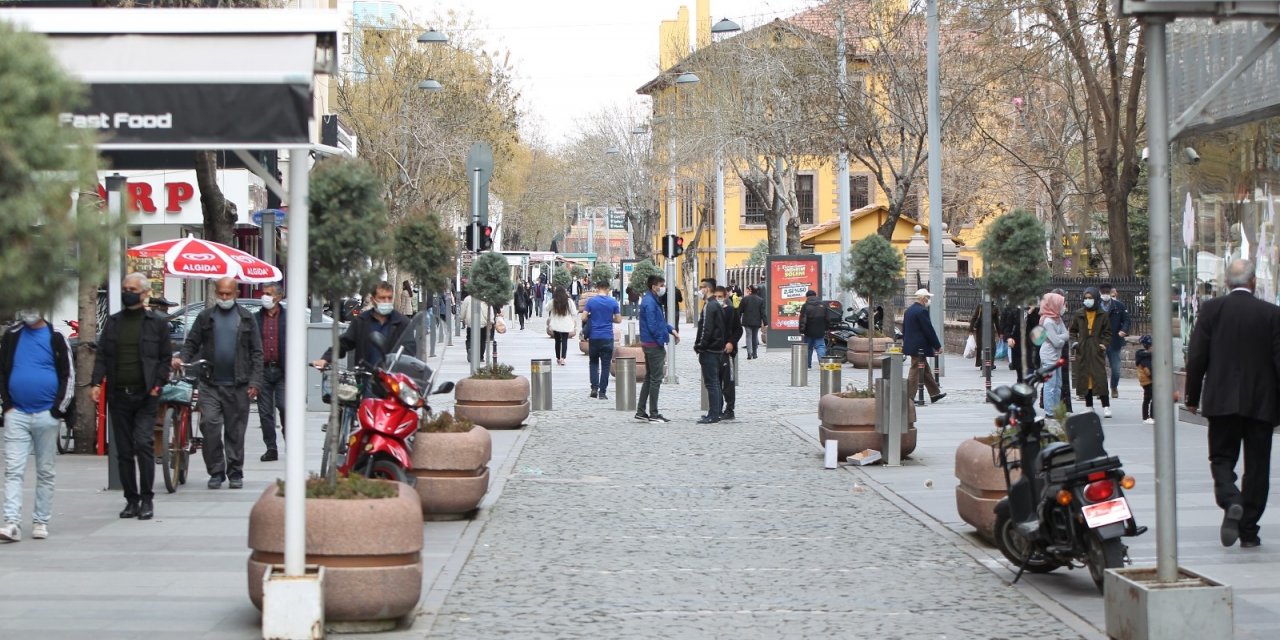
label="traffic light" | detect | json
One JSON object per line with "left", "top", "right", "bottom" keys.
{"left": 463, "top": 223, "right": 495, "bottom": 251}
{"left": 479, "top": 225, "right": 494, "bottom": 251}
{"left": 661, "top": 234, "right": 685, "bottom": 259}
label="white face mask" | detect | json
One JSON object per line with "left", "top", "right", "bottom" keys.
{"left": 656, "top": 286, "right": 667, "bottom": 297}
{"left": 261, "top": 295, "right": 277, "bottom": 310}
{"left": 1083, "top": 298, "right": 1096, "bottom": 309}
{"left": 1101, "top": 294, "right": 1112, "bottom": 302}
{"left": 376, "top": 302, "right": 395, "bottom": 316}
{"left": 19, "top": 311, "right": 40, "bottom": 326}
{"left": 215, "top": 298, "right": 236, "bottom": 311}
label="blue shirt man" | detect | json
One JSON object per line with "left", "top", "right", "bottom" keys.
{"left": 582, "top": 282, "right": 621, "bottom": 399}
{"left": 636, "top": 275, "right": 679, "bottom": 423}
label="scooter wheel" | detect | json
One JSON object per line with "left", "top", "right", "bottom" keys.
{"left": 368, "top": 458, "right": 416, "bottom": 487}
{"left": 1085, "top": 532, "right": 1126, "bottom": 593}
{"left": 994, "top": 510, "right": 1061, "bottom": 574}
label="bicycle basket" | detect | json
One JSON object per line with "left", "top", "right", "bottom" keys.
{"left": 322, "top": 371, "right": 362, "bottom": 405}
{"left": 159, "top": 381, "right": 194, "bottom": 405}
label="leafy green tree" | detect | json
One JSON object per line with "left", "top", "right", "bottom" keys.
{"left": 980, "top": 210, "right": 1049, "bottom": 374}
{"left": 551, "top": 265, "right": 572, "bottom": 289}
{"left": 590, "top": 262, "right": 615, "bottom": 286}
{"left": 746, "top": 239, "right": 770, "bottom": 267}
{"left": 843, "top": 234, "right": 904, "bottom": 389}
{"left": 628, "top": 259, "right": 663, "bottom": 295}
{"left": 393, "top": 210, "right": 457, "bottom": 296}
{"left": 309, "top": 156, "right": 388, "bottom": 484}
{"left": 469, "top": 251, "right": 513, "bottom": 310}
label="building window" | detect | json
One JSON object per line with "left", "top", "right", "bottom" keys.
{"left": 797, "top": 174, "right": 814, "bottom": 225}
{"left": 680, "top": 182, "right": 695, "bottom": 230}
{"left": 743, "top": 179, "right": 767, "bottom": 226}
{"left": 850, "top": 174, "right": 871, "bottom": 210}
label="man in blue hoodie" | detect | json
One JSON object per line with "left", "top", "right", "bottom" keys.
{"left": 636, "top": 275, "right": 680, "bottom": 423}
{"left": 1098, "top": 283, "right": 1131, "bottom": 398}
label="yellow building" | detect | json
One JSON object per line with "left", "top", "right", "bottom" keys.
{"left": 637, "top": 1, "right": 933, "bottom": 283}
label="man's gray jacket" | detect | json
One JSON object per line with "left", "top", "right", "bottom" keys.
{"left": 181, "top": 304, "right": 264, "bottom": 389}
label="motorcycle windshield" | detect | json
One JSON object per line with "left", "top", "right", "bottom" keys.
{"left": 381, "top": 317, "right": 434, "bottom": 391}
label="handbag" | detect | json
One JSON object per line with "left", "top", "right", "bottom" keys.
{"left": 494, "top": 315, "right": 507, "bottom": 334}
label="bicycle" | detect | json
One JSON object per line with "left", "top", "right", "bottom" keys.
{"left": 319, "top": 366, "right": 369, "bottom": 478}
{"left": 157, "top": 360, "right": 206, "bottom": 493}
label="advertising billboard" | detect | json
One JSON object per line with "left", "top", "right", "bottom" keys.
{"left": 766, "top": 255, "right": 822, "bottom": 348}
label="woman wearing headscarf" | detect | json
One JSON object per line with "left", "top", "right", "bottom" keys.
{"left": 1069, "top": 287, "right": 1113, "bottom": 417}
{"left": 1038, "top": 292, "right": 1069, "bottom": 414}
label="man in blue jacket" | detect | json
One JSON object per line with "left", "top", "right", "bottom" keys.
{"left": 903, "top": 289, "right": 946, "bottom": 404}
{"left": 1098, "top": 283, "right": 1131, "bottom": 398}
{"left": 636, "top": 275, "right": 680, "bottom": 423}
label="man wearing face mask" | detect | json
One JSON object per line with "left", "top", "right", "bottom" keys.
{"left": 1098, "top": 284, "right": 1131, "bottom": 398}
{"left": 312, "top": 281, "right": 415, "bottom": 373}
{"left": 254, "top": 283, "right": 287, "bottom": 462}
{"left": 0, "top": 309, "right": 73, "bottom": 542}
{"left": 715, "top": 286, "right": 743, "bottom": 420}
{"left": 176, "top": 277, "right": 263, "bottom": 490}
{"left": 636, "top": 275, "right": 679, "bottom": 423}
{"left": 91, "top": 273, "right": 173, "bottom": 520}
{"left": 694, "top": 278, "right": 728, "bottom": 424}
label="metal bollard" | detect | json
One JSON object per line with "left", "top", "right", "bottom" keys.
{"left": 819, "top": 356, "right": 842, "bottom": 397}
{"left": 625, "top": 320, "right": 638, "bottom": 347}
{"left": 530, "top": 358, "right": 552, "bottom": 411}
{"left": 914, "top": 350, "right": 927, "bottom": 406}
{"left": 933, "top": 355, "right": 940, "bottom": 380}
{"left": 615, "top": 357, "right": 637, "bottom": 412}
{"left": 790, "top": 344, "right": 808, "bottom": 387}
{"left": 447, "top": 309, "right": 455, "bottom": 345}
{"left": 982, "top": 347, "right": 992, "bottom": 392}
{"left": 879, "top": 350, "right": 906, "bottom": 466}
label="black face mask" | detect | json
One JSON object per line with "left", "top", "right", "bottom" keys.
{"left": 121, "top": 290, "right": 143, "bottom": 308}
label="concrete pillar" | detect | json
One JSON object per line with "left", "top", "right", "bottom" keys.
{"left": 941, "top": 222, "right": 959, "bottom": 280}
{"left": 903, "top": 225, "right": 930, "bottom": 300}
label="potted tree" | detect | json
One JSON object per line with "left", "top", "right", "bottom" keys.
{"left": 308, "top": 156, "right": 387, "bottom": 483}
{"left": 454, "top": 362, "right": 530, "bottom": 429}
{"left": 410, "top": 412, "right": 491, "bottom": 519}
{"left": 247, "top": 476, "right": 424, "bottom": 629}
{"left": 842, "top": 235, "right": 904, "bottom": 380}
{"left": 956, "top": 210, "right": 1050, "bottom": 540}
{"left": 819, "top": 385, "right": 918, "bottom": 460}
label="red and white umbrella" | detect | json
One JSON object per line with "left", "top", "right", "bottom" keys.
{"left": 128, "top": 235, "right": 282, "bottom": 283}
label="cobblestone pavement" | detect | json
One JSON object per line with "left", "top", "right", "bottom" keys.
{"left": 427, "top": 328, "right": 1082, "bottom": 639}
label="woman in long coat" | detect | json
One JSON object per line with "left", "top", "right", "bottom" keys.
{"left": 1069, "top": 286, "right": 1112, "bottom": 417}
{"left": 513, "top": 282, "right": 532, "bottom": 330}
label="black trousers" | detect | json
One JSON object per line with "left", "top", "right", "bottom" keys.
{"left": 698, "top": 351, "right": 723, "bottom": 420}
{"left": 1207, "top": 414, "right": 1274, "bottom": 541}
{"left": 466, "top": 327, "right": 490, "bottom": 363}
{"left": 258, "top": 365, "right": 286, "bottom": 449}
{"left": 1141, "top": 384, "right": 1153, "bottom": 420}
{"left": 1058, "top": 345, "right": 1073, "bottom": 412}
{"left": 720, "top": 352, "right": 737, "bottom": 412}
{"left": 108, "top": 389, "right": 159, "bottom": 504}
{"left": 552, "top": 331, "right": 569, "bottom": 359}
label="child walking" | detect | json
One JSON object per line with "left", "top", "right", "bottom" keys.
{"left": 1136, "top": 335, "right": 1153, "bottom": 424}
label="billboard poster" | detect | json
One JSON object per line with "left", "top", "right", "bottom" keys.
{"left": 766, "top": 255, "right": 821, "bottom": 347}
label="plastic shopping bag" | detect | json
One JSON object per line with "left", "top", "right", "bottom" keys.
{"left": 963, "top": 334, "right": 977, "bottom": 359}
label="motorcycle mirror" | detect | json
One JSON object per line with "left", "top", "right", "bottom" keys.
{"left": 1029, "top": 325, "right": 1048, "bottom": 347}
{"left": 433, "top": 381, "right": 455, "bottom": 395}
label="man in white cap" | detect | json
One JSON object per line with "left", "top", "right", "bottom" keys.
{"left": 903, "top": 288, "right": 945, "bottom": 404}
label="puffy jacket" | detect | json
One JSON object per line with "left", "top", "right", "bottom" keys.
{"left": 797, "top": 299, "right": 827, "bottom": 339}
{"left": 738, "top": 293, "right": 766, "bottom": 328}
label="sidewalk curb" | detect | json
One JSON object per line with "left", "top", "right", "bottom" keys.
{"left": 777, "top": 415, "right": 1105, "bottom": 640}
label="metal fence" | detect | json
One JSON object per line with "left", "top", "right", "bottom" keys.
{"left": 944, "top": 277, "right": 1152, "bottom": 336}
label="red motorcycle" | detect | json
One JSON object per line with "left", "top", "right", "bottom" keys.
{"left": 337, "top": 344, "right": 453, "bottom": 484}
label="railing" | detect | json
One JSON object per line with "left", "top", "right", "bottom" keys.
{"left": 944, "top": 277, "right": 1152, "bottom": 336}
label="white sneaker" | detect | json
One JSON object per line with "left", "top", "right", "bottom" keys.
{"left": 1144, "top": 418, "right": 1154, "bottom": 425}
{"left": 31, "top": 523, "right": 48, "bottom": 540}
{"left": 0, "top": 522, "right": 20, "bottom": 542}
{"left": 1104, "top": 408, "right": 1113, "bottom": 418}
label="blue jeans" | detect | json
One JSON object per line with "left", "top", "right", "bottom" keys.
{"left": 588, "top": 338, "right": 614, "bottom": 395}
{"left": 1042, "top": 369, "right": 1062, "bottom": 415}
{"left": 1106, "top": 347, "right": 1122, "bottom": 391}
{"left": 3, "top": 409, "right": 59, "bottom": 525}
{"left": 805, "top": 336, "right": 827, "bottom": 367}
{"left": 698, "top": 351, "right": 724, "bottom": 420}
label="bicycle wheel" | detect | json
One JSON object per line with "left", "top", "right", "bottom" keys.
{"left": 57, "top": 416, "right": 76, "bottom": 454}
{"left": 176, "top": 408, "right": 191, "bottom": 485}
{"left": 161, "top": 406, "right": 177, "bottom": 493}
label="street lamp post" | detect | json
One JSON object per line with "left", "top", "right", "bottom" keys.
{"left": 710, "top": 18, "right": 740, "bottom": 288}
{"left": 660, "top": 71, "right": 701, "bottom": 384}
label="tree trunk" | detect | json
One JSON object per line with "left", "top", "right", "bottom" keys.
{"left": 324, "top": 295, "right": 342, "bottom": 488}
{"left": 73, "top": 276, "right": 100, "bottom": 454}
{"left": 627, "top": 209, "right": 655, "bottom": 260}
{"left": 195, "top": 151, "right": 237, "bottom": 246}
{"left": 1103, "top": 183, "right": 1134, "bottom": 276}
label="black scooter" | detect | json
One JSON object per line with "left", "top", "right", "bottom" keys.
{"left": 989, "top": 338, "right": 1146, "bottom": 592}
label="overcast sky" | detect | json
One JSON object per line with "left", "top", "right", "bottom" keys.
{"left": 402, "top": 0, "right": 818, "bottom": 147}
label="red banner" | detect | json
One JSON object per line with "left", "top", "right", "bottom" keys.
{"left": 768, "top": 257, "right": 820, "bottom": 332}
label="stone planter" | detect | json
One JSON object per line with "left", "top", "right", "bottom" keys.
{"left": 817, "top": 393, "right": 917, "bottom": 459}
{"left": 411, "top": 425, "right": 491, "bottom": 519}
{"left": 845, "top": 336, "right": 894, "bottom": 368}
{"left": 453, "top": 376, "right": 530, "bottom": 430}
{"left": 247, "top": 482, "right": 423, "bottom": 629}
{"left": 954, "top": 436, "right": 1018, "bottom": 543}
{"left": 611, "top": 345, "right": 647, "bottom": 378}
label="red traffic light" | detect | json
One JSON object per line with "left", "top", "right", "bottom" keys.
{"left": 672, "top": 235, "right": 684, "bottom": 257}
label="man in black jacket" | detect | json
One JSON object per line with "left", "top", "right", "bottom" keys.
{"left": 796, "top": 290, "right": 828, "bottom": 369}
{"left": 311, "top": 281, "right": 416, "bottom": 372}
{"left": 737, "top": 285, "right": 766, "bottom": 359}
{"left": 177, "top": 277, "right": 263, "bottom": 490}
{"left": 715, "top": 287, "right": 743, "bottom": 420}
{"left": 255, "top": 283, "right": 286, "bottom": 462}
{"left": 0, "top": 310, "right": 74, "bottom": 541}
{"left": 694, "top": 278, "right": 728, "bottom": 424}
{"left": 91, "top": 273, "right": 173, "bottom": 520}
{"left": 1184, "top": 259, "right": 1280, "bottom": 548}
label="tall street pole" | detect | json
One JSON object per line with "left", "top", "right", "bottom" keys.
{"left": 715, "top": 152, "right": 726, "bottom": 286}
{"left": 836, "top": 2, "right": 851, "bottom": 312}
{"left": 926, "top": 0, "right": 945, "bottom": 373}
{"left": 283, "top": 148, "right": 310, "bottom": 577}
{"left": 666, "top": 132, "right": 680, "bottom": 384}
{"left": 1144, "top": 18, "right": 1179, "bottom": 584}
{"left": 469, "top": 168, "right": 482, "bottom": 375}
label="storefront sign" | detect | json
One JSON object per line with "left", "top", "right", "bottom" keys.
{"left": 95, "top": 169, "right": 258, "bottom": 226}
{"left": 766, "top": 255, "right": 822, "bottom": 346}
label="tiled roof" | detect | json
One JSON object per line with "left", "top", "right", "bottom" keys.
{"left": 799, "top": 203, "right": 928, "bottom": 243}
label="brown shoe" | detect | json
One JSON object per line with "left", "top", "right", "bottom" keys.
{"left": 1111, "top": 388, "right": 1119, "bottom": 399}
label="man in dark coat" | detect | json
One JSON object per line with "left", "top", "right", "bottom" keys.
{"left": 1099, "top": 283, "right": 1132, "bottom": 398}
{"left": 1184, "top": 259, "right": 1280, "bottom": 548}
{"left": 312, "top": 282, "right": 415, "bottom": 372}
{"left": 903, "top": 289, "right": 945, "bottom": 404}
{"left": 716, "top": 286, "right": 743, "bottom": 420}
{"left": 796, "top": 290, "right": 828, "bottom": 369}
{"left": 737, "top": 285, "right": 766, "bottom": 359}
{"left": 254, "top": 283, "right": 287, "bottom": 462}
